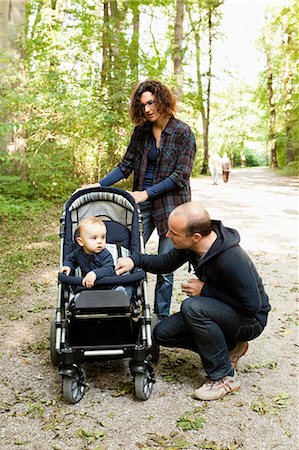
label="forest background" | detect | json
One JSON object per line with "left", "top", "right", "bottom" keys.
{"left": 1, "top": 0, "right": 298, "bottom": 201}
{"left": 0, "top": 0, "right": 298, "bottom": 296}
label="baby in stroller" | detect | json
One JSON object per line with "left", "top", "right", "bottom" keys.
{"left": 60, "top": 216, "right": 132, "bottom": 297}
{"left": 50, "top": 186, "right": 155, "bottom": 404}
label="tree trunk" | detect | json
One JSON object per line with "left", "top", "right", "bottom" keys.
{"left": 186, "top": 2, "right": 219, "bottom": 175}
{"left": 192, "top": 24, "right": 208, "bottom": 175}
{"left": 101, "top": 1, "right": 109, "bottom": 85}
{"left": 129, "top": 1, "right": 140, "bottom": 83}
{"left": 266, "top": 50, "right": 278, "bottom": 168}
{"left": 264, "top": 10, "right": 278, "bottom": 169}
{"left": 202, "top": 8, "right": 213, "bottom": 175}
{"left": 173, "top": 0, "right": 184, "bottom": 107}
{"left": 0, "top": 0, "right": 25, "bottom": 52}
{"left": 282, "top": 27, "right": 294, "bottom": 163}
{"left": 0, "top": 0, "right": 25, "bottom": 151}
{"left": 107, "top": 1, "right": 128, "bottom": 83}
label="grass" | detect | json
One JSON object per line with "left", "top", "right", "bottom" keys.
{"left": 275, "top": 160, "right": 299, "bottom": 177}
{"left": 0, "top": 196, "right": 61, "bottom": 302}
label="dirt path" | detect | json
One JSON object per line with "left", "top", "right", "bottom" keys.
{"left": 1, "top": 167, "right": 298, "bottom": 450}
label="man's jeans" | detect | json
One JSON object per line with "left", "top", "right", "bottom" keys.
{"left": 153, "top": 296, "right": 264, "bottom": 379}
{"left": 140, "top": 201, "right": 173, "bottom": 320}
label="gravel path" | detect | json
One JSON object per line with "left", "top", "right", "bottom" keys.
{"left": 0, "top": 167, "right": 298, "bottom": 450}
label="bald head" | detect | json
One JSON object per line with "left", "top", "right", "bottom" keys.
{"left": 170, "top": 202, "right": 212, "bottom": 237}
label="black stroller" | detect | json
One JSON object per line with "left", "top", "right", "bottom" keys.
{"left": 50, "top": 186, "right": 155, "bottom": 403}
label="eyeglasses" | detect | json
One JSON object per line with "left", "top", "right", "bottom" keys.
{"left": 140, "top": 99, "right": 156, "bottom": 110}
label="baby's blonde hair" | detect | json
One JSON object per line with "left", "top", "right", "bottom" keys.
{"left": 77, "top": 217, "right": 105, "bottom": 237}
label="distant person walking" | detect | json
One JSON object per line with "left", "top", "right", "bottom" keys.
{"left": 221, "top": 153, "right": 232, "bottom": 183}
{"left": 208, "top": 152, "right": 221, "bottom": 185}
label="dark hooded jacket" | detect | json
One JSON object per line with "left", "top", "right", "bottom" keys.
{"left": 132, "top": 220, "right": 270, "bottom": 327}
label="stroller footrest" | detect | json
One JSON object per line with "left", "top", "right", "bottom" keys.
{"left": 74, "top": 290, "right": 130, "bottom": 313}
{"left": 84, "top": 349, "right": 125, "bottom": 357}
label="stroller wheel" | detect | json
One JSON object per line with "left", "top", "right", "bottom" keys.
{"left": 63, "top": 371, "right": 86, "bottom": 404}
{"left": 134, "top": 370, "right": 154, "bottom": 401}
{"left": 50, "top": 320, "right": 61, "bottom": 366}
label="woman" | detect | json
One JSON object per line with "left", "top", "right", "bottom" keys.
{"left": 83, "top": 79, "right": 196, "bottom": 320}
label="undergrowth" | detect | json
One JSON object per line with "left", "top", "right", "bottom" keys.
{"left": 0, "top": 196, "right": 61, "bottom": 301}
{"left": 275, "top": 160, "right": 299, "bottom": 177}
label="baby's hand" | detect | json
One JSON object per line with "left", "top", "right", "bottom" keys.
{"left": 61, "top": 266, "right": 71, "bottom": 275}
{"left": 82, "top": 271, "right": 97, "bottom": 288}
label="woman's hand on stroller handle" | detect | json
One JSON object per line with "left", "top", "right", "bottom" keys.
{"left": 115, "top": 257, "right": 134, "bottom": 275}
{"left": 81, "top": 182, "right": 101, "bottom": 189}
{"left": 126, "top": 190, "right": 149, "bottom": 204}
{"left": 72, "top": 182, "right": 101, "bottom": 195}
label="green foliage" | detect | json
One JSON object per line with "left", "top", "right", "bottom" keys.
{"left": 26, "top": 401, "right": 47, "bottom": 417}
{"left": 144, "top": 431, "right": 191, "bottom": 449}
{"left": 210, "top": 81, "right": 267, "bottom": 168}
{"left": 244, "top": 148, "right": 267, "bottom": 167}
{"left": 275, "top": 159, "right": 299, "bottom": 177}
{"left": 28, "top": 144, "right": 78, "bottom": 200}
{"left": 0, "top": 175, "right": 36, "bottom": 199}
{"left": 1, "top": 0, "right": 297, "bottom": 202}
{"left": 76, "top": 428, "right": 107, "bottom": 445}
{"left": 177, "top": 411, "right": 206, "bottom": 430}
{"left": 1, "top": 0, "right": 177, "bottom": 194}
{"left": 0, "top": 198, "right": 60, "bottom": 300}
{"left": 251, "top": 393, "right": 293, "bottom": 415}
{"left": 257, "top": 0, "right": 299, "bottom": 166}
{"left": 112, "top": 382, "right": 134, "bottom": 397}
{"left": 0, "top": 0, "right": 137, "bottom": 199}
{"left": 242, "top": 360, "right": 278, "bottom": 373}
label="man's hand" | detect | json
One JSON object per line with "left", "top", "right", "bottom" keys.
{"left": 115, "top": 257, "right": 134, "bottom": 275}
{"left": 82, "top": 271, "right": 97, "bottom": 288}
{"left": 181, "top": 278, "right": 204, "bottom": 297}
{"left": 60, "top": 266, "right": 71, "bottom": 275}
{"left": 127, "top": 190, "right": 149, "bottom": 204}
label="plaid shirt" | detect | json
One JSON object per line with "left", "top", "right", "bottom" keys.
{"left": 118, "top": 116, "right": 196, "bottom": 235}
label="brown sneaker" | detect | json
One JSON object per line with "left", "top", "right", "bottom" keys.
{"left": 229, "top": 342, "right": 249, "bottom": 369}
{"left": 193, "top": 371, "right": 240, "bottom": 401}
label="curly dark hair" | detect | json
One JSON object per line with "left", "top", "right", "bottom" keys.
{"left": 130, "top": 80, "right": 176, "bottom": 125}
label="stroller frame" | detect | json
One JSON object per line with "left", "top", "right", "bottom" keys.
{"left": 50, "top": 187, "right": 155, "bottom": 403}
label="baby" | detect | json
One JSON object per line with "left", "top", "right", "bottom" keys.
{"left": 61, "top": 216, "right": 115, "bottom": 288}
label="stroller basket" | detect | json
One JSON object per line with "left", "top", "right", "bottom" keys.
{"left": 50, "top": 187, "right": 155, "bottom": 404}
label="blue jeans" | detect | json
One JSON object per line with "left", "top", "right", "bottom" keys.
{"left": 113, "top": 285, "right": 133, "bottom": 299}
{"left": 140, "top": 201, "right": 173, "bottom": 320}
{"left": 153, "top": 296, "right": 263, "bottom": 379}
